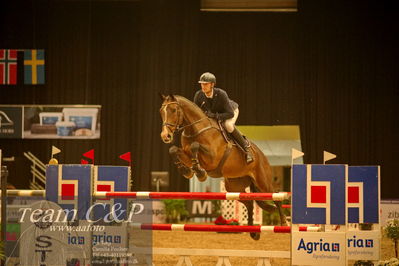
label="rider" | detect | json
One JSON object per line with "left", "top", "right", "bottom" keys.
{"left": 193, "top": 72, "right": 254, "bottom": 163}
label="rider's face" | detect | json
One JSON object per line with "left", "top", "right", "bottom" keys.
{"left": 201, "top": 82, "right": 214, "bottom": 96}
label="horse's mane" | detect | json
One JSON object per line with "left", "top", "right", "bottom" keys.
{"left": 174, "top": 95, "right": 204, "bottom": 115}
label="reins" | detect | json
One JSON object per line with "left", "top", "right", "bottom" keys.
{"left": 161, "top": 101, "right": 219, "bottom": 138}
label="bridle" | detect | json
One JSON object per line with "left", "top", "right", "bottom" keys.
{"left": 161, "top": 101, "right": 216, "bottom": 138}
{"left": 161, "top": 101, "right": 184, "bottom": 133}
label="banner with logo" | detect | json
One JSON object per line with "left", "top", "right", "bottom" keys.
{"left": 291, "top": 164, "right": 380, "bottom": 265}
{"left": 11, "top": 164, "right": 152, "bottom": 265}
{"left": 0, "top": 106, "right": 23, "bottom": 138}
{"left": 292, "top": 232, "right": 346, "bottom": 265}
{"left": 0, "top": 105, "right": 101, "bottom": 139}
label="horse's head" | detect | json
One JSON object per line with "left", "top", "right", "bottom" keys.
{"left": 159, "top": 94, "right": 183, "bottom": 143}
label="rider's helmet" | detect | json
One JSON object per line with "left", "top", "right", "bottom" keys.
{"left": 198, "top": 72, "right": 216, "bottom": 84}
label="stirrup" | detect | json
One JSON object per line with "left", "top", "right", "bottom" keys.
{"left": 245, "top": 146, "right": 254, "bottom": 163}
{"left": 246, "top": 153, "right": 254, "bottom": 163}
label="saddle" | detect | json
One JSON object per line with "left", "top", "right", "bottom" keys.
{"left": 217, "top": 120, "right": 249, "bottom": 153}
{"left": 206, "top": 121, "right": 251, "bottom": 177}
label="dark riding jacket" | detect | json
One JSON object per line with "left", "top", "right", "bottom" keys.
{"left": 194, "top": 87, "right": 238, "bottom": 121}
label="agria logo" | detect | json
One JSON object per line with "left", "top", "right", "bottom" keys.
{"left": 297, "top": 238, "right": 340, "bottom": 254}
{"left": 347, "top": 235, "right": 374, "bottom": 248}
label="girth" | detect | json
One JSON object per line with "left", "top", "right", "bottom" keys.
{"left": 206, "top": 142, "right": 233, "bottom": 178}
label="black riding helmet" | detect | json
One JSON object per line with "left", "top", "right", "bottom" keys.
{"left": 198, "top": 72, "right": 216, "bottom": 84}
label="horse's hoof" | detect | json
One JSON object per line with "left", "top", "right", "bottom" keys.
{"left": 250, "top": 232, "right": 260, "bottom": 240}
{"left": 192, "top": 166, "right": 207, "bottom": 182}
{"left": 182, "top": 170, "right": 194, "bottom": 179}
{"left": 197, "top": 174, "right": 207, "bottom": 182}
{"left": 177, "top": 166, "right": 194, "bottom": 179}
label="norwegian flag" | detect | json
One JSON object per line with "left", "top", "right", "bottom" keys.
{"left": 0, "top": 49, "right": 18, "bottom": 85}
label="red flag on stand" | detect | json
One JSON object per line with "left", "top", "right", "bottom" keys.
{"left": 82, "top": 149, "right": 94, "bottom": 164}
{"left": 119, "top": 152, "right": 131, "bottom": 162}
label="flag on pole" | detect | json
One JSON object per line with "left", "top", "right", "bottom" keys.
{"left": 51, "top": 146, "right": 61, "bottom": 158}
{"left": 0, "top": 49, "right": 18, "bottom": 85}
{"left": 323, "top": 151, "right": 336, "bottom": 164}
{"left": 291, "top": 148, "right": 304, "bottom": 160}
{"left": 119, "top": 152, "right": 131, "bottom": 162}
{"left": 24, "top": 49, "right": 45, "bottom": 84}
{"left": 82, "top": 149, "right": 94, "bottom": 164}
{"left": 83, "top": 149, "right": 94, "bottom": 159}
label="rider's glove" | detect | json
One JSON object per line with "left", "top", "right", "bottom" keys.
{"left": 206, "top": 111, "right": 218, "bottom": 120}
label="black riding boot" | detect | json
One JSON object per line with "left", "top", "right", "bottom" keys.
{"left": 231, "top": 128, "right": 254, "bottom": 163}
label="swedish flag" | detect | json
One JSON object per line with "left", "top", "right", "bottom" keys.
{"left": 24, "top": 49, "right": 45, "bottom": 84}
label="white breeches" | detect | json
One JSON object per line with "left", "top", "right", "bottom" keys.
{"left": 224, "top": 108, "right": 239, "bottom": 133}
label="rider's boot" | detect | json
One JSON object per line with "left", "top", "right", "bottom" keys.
{"left": 231, "top": 128, "right": 254, "bottom": 163}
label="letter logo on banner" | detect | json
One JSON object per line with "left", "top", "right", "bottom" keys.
{"left": 292, "top": 164, "right": 346, "bottom": 225}
{"left": 347, "top": 166, "right": 379, "bottom": 223}
{"left": 93, "top": 166, "right": 130, "bottom": 220}
{"left": 46, "top": 165, "right": 92, "bottom": 220}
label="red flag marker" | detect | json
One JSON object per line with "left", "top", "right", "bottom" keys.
{"left": 83, "top": 149, "right": 94, "bottom": 159}
{"left": 119, "top": 152, "right": 131, "bottom": 162}
{"left": 82, "top": 149, "right": 94, "bottom": 164}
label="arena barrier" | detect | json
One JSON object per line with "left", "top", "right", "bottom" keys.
{"left": 132, "top": 247, "right": 291, "bottom": 266}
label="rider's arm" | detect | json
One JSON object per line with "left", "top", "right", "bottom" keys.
{"left": 194, "top": 91, "right": 203, "bottom": 109}
{"left": 216, "top": 90, "right": 234, "bottom": 121}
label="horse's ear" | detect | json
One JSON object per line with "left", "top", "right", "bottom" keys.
{"left": 159, "top": 92, "right": 166, "bottom": 101}
{"left": 169, "top": 94, "right": 176, "bottom": 101}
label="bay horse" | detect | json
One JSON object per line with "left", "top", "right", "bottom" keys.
{"left": 159, "top": 94, "right": 287, "bottom": 240}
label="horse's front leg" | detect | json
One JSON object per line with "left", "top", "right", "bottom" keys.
{"left": 169, "top": 145, "right": 194, "bottom": 179}
{"left": 190, "top": 142, "right": 208, "bottom": 182}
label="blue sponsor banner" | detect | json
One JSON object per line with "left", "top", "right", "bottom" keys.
{"left": 46, "top": 165, "right": 92, "bottom": 220}
{"left": 93, "top": 166, "right": 130, "bottom": 220}
{"left": 292, "top": 164, "right": 346, "bottom": 225}
{"left": 348, "top": 166, "right": 379, "bottom": 223}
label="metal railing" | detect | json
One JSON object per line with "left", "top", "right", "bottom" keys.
{"left": 23, "top": 152, "right": 46, "bottom": 190}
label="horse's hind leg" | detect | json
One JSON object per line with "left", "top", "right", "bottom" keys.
{"left": 250, "top": 181, "right": 287, "bottom": 225}
{"left": 240, "top": 200, "right": 260, "bottom": 240}
{"left": 274, "top": 201, "right": 287, "bottom": 225}
{"left": 250, "top": 183, "right": 278, "bottom": 212}
{"left": 190, "top": 142, "right": 208, "bottom": 182}
{"left": 169, "top": 145, "right": 194, "bottom": 179}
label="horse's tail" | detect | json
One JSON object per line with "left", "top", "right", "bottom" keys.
{"left": 250, "top": 181, "right": 277, "bottom": 213}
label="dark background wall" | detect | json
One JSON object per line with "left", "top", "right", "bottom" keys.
{"left": 0, "top": 1, "right": 397, "bottom": 198}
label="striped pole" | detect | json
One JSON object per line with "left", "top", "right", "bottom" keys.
{"left": 0, "top": 190, "right": 45, "bottom": 197}
{"left": 2, "top": 190, "right": 292, "bottom": 202}
{"left": 94, "top": 191, "right": 290, "bottom": 201}
{"left": 131, "top": 224, "right": 320, "bottom": 233}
